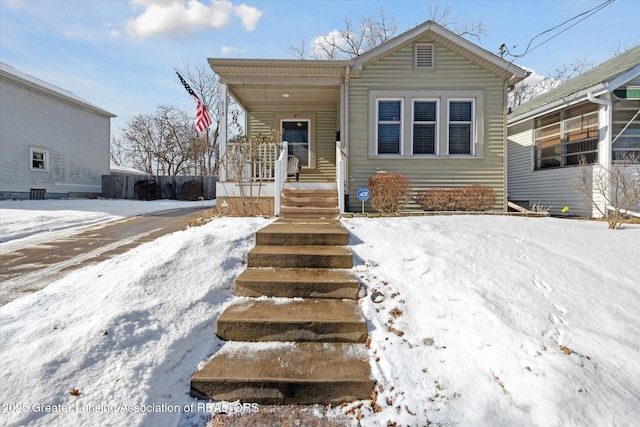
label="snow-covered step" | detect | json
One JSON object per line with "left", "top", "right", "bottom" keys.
{"left": 247, "top": 245, "right": 353, "bottom": 268}
{"left": 255, "top": 220, "right": 349, "bottom": 246}
{"left": 216, "top": 298, "right": 367, "bottom": 343}
{"left": 235, "top": 268, "right": 359, "bottom": 299}
{"left": 190, "top": 341, "right": 374, "bottom": 404}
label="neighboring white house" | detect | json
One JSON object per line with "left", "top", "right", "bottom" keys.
{"left": 507, "top": 46, "right": 640, "bottom": 216}
{"left": 0, "top": 62, "right": 115, "bottom": 200}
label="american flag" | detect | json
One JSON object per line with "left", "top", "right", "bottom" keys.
{"left": 176, "top": 71, "right": 212, "bottom": 133}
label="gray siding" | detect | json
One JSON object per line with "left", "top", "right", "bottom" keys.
{"left": 248, "top": 110, "right": 336, "bottom": 182}
{"left": 0, "top": 76, "right": 111, "bottom": 197}
{"left": 507, "top": 120, "right": 594, "bottom": 216}
{"left": 347, "top": 35, "right": 508, "bottom": 212}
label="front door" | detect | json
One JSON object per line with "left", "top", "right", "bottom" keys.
{"left": 282, "top": 120, "right": 310, "bottom": 167}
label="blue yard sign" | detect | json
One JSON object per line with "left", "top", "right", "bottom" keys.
{"left": 357, "top": 187, "right": 370, "bottom": 201}
{"left": 357, "top": 187, "right": 370, "bottom": 213}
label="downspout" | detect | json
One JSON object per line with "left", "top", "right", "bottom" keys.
{"left": 587, "top": 92, "right": 612, "bottom": 217}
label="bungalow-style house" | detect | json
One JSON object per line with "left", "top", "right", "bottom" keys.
{"left": 210, "top": 20, "right": 528, "bottom": 215}
{"left": 0, "top": 62, "right": 115, "bottom": 200}
{"left": 507, "top": 46, "right": 640, "bottom": 216}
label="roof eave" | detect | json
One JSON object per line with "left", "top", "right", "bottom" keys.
{"left": 1, "top": 65, "right": 116, "bottom": 118}
{"left": 352, "top": 20, "right": 528, "bottom": 81}
{"left": 507, "top": 83, "right": 608, "bottom": 125}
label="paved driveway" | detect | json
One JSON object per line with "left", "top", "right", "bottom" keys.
{"left": 0, "top": 207, "right": 204, "bottom": 306}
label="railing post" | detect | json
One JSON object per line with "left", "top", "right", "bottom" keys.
{"left": 274, "top": 141, "right": 288, "bottom": 217}
{"left": 336, "top": 140, "right": 345, "bottom": 213}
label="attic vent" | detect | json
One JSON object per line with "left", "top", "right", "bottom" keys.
{"left": 415, "top": 43, "right": 434, "bottom": 69}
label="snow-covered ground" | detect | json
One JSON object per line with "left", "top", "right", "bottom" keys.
{"left": 1, "top": 200, "right": 639, "bottom": 426}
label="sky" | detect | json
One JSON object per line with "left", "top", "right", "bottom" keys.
{"left": 1, "top": 0, "right": 639, "bottom": 140}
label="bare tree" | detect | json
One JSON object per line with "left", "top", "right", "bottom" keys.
{"left": 509, "top": 55, "right": 595, "bottom": 108}
{"left": 176, "top": 63, "right": 244, "bottom": 175}
{"left": 571, "top": 156, "right": 640, "bottom": 229}
{"left": 427, "top": 3, "right": 486, "bottom": 43}
{"left": 289, "top": 6, "right": 486, "bottom": 61}
{"left": 115, "top": 105, "right": 198, "bottom": 176}
{"left": 288, "top": 10, "right": 398, "bottom": 59}
{"left": 109, "top": 135, "right": 128, "bottom": 167}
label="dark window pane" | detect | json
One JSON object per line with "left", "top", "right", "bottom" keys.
{"left": 378, "top": 123, "right": 400, "bottom": 154}
{"left": 413, "top": 124, "right": 435, "bottom": 154}
{"left": 378, "top": 101, "right": 401, "bottom": 121}
{"left": 450, "top": 101, "right": 472, "bottom": 121}
{"left": 449, "top": 124, "right": 471, "bottom": 154}
{"left": 414, "top": 101, "right": 436, "bottom": 122}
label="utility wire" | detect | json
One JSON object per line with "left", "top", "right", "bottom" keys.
{"left": 501, "top": 0, "right": 616, "bottom": 59}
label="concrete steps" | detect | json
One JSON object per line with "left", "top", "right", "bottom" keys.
{"left": 256, "top": 221, "right": 349, "bottom": 246}
{"left": 235, "top": 268, "right": 359, "bottom": 299}
{"left": 248, "top": 245, "right": 352, "bottom": 269}
{"left": 216, "top": 298, "right": 367, "bottom": 342}
{"left": 280, "top": 188, "right": 339, "bottom": 219}
{"left": 191, "top": 342, "right": 372, "bottom": 405}
{"left": 190, "top": 217, "right": 374, "bottom": 404}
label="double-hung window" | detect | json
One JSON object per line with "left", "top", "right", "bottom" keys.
{"left": 377, "top": 99, "right": 402, "bottom": 155}
{"left": 412, "top": 100, "right": 438, "bottom": 155}
{"left": 448, "top": 100, "right": 474, "bottom": 155}
{"left": 30, "top": 147, "right": 49, "bottom": 171}
{"left": 370, "top": 91, "right": 482, "bottom": 158}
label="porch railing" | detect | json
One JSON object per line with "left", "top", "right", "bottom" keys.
{"left": 225, "top": 141, "right": 280, "bottom": 182}
{"left": 274, "top": 141, "right": 288, "bottom": 216}
{"left": 336, "top": 141, "right": 345, "bottom": 213}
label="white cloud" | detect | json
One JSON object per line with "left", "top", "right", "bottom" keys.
{"left": 221, "top": 45, "right": 246, "bottom": 55}
{"left": 311, "top": 29, "right": 350, "bottom": 59}
{"left": 233, "top": 3, "right": 261, "bottom": 31}
{"left": 126, "top": 0, "right": 262, "bottom": 39}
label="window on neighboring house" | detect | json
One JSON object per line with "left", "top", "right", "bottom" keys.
{"left": 412, "top": 100, "right": 438, "bottom": 155}
{"left": 415, "top": 44, "right": 434, "bottom": 69}
{"left": 448, "top": 100, "right": 474, "bottom": 155}
{"left": 377, "top": 99, "right": 402, "bottom": 155}
{"left": 612, "top": 99, "right": 640, "bottom": 162}
{"left": 533, "top": 102, "right": 599, "bottom": 170}
{"left": 30, "top": 147, "right": 49, "bottom": 171}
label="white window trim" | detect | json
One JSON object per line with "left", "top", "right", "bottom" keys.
{"left": 369, "top": 90, "right": 483, "bottom": 159}
{"left": 375, "top": 98, "right": 404, "bottom": 156}
{"left": 447, "top": 98, "right": 475, "bottom": 156}
{"left": 411, "top": 99, "right": 439, "bottom": 156}
{"left": 276, "top": 114, "right": 316, "bottom": 169}
{"left": 30, "top": 147, "right": 49, "bottom": 172}
{"left": 414, "top": 43, "right": 435, "bottom": 70}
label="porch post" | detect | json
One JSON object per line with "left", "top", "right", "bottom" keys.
{"left": 219, "top": 82, "right": 228, "bottom": 181}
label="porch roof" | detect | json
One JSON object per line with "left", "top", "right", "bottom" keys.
{"left": 208, "top": 58, "right": 352, "bottom": 111}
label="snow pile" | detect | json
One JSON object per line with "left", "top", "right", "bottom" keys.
{"left": 344, "top": 216, "right": 640, "bottom": 426}
{"left": 0, "top": 215, "right": 269, "bottom": 427}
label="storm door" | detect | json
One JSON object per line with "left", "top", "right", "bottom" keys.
{"left": 282, "top": 120, "right": 310, "bottom": 167}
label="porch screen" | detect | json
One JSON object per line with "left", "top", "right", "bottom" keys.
{"left": 612, "top": 99, "right": 640, "bottom": 161}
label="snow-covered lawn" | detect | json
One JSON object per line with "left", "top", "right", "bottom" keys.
{"left": 1, "top": 200, "right": 639, "bottom": 426}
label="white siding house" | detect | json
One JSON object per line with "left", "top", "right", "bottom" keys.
{"left": 507, "top": 47, "right": 640, "bottom": 216}
{"left": 0, "top": 62, "right": 115, "bottom": 199}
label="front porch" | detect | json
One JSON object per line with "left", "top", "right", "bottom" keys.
{"left": 215, "top": 140, "right": 345, "bottom": 217}
{"left": 209, "top": 58, "right": 350, "bottom": 217}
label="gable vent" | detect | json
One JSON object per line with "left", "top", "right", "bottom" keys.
{"left": 415, "top": 44, "right": 434, "bottom": 69}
